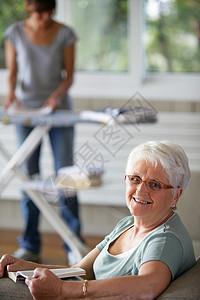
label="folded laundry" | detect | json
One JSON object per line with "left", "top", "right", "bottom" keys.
{"left": 80, "top": 106, "right": 157, "bottom": 124}
{"left": 57, "top": 165, "right": 104, "bottom": 189}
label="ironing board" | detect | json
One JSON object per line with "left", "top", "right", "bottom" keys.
{"left": 0, "top": 106, "right": 157, "bottom": 262}
{"left": 0, "top": 110, "right": 91, "bottom": 262}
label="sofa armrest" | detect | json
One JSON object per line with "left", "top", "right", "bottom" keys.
{"left": 157, "top": 257, "right": 200, "bottom": 300}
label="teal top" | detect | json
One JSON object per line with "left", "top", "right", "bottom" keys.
{"left": 93, "top": 213, "right": 196, "bottom": 281}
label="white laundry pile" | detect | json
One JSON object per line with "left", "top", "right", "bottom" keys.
{"left": 79, "top": 107, "right": 157, "bottom": 125}
{"left": 57, "top": 165, "right": 104, "bottom": 190}
{"left": 6, "top": 103, "right": 53, "bottom": 117}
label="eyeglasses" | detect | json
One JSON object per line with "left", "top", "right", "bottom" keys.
{"left": 124, "top": 175, "right": 174, "bottom": 192}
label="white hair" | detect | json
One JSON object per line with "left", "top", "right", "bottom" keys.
{"left": 126, "top": 140, "right": 191, "bottom": 194}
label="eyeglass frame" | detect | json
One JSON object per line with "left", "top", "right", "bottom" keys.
{"left": 124, "top": 175, "right": 175, "bottom": 191}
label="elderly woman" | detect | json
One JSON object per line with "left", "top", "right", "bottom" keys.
{"left": 0, "top": 141, "right": 196, "bottom": 299}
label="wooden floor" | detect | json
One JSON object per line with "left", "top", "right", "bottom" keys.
{"left": 0, "top": 229, "right": 103, "bottom": 265}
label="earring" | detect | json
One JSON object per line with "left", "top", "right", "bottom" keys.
{"left": 172, "top": 205, "right": 177, "bottom": 210}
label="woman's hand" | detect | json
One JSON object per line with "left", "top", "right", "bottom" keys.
{"left": 26, "top": 268, "right": 64, "bottom": 300}
{"left": 44, "top": 96, "right": 61, "bottom": 111}
{"left": 0, "top": 254, "right": 36, "bottom": 278}
{"left": 5, "top": 93, "right": 21, "bottom": 110}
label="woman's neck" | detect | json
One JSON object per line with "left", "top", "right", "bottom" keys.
{"left": 133, "top": 210, "right": 174, "bottom": 236}
{"left": 25, "top": 17, "right": 54, "bottom": 31}
{"left": 23, "top": 18, "right": 60, "bottom": 46}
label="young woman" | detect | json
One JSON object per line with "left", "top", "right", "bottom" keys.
{"left": 4, "top": 0, "right": 81, "bottom": 265}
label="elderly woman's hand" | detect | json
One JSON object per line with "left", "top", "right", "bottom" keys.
{"left": 25, "top": 268, "right": 65, "bottom": 300}
{"left": 0, "top": 254, "right": 36, "bottom": 278}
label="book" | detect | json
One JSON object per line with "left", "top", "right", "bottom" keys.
{"left": 7, "top": 267, "right": 86, "bottom": 283}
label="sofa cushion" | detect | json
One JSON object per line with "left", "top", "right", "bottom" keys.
{"left": 0, "top": 278, "right": 33, "bottom": 300}
{"left": 193, "top": 240, "right": 200, "bottom": 259}
{"left": 157, "top": 257, "right": 200, "bottom": 300}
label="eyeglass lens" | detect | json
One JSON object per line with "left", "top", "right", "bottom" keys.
{"left": 125, "top": 175, "right": 172, "bottom": 191}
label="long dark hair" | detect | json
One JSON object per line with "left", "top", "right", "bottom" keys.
{"left": 27, "top": 0, "right": 56, "bottom": 12}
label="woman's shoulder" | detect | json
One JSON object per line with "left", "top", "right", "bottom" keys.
{"left": 58, "top": 23, "right": 78, "bottom": 44}
{"left": 4, "top": 21, "right": 23, "bottom": 38}
{"left": 6, "top": 21, "right": 23, "bottom": 32}
{"left": 59, "top": 22, "right": 76, "bottom": 32}
{"left": 114, "top": 215, "right": 134, "bottom": 233}
{"left": 146, "top": 213, "right": 194, "bottom": 254}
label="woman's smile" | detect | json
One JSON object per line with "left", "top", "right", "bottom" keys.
{"left": 133, "top": 197, "right": 152, "bottom": 205}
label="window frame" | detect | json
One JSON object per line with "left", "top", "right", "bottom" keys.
{"left": 0, "top": 0, "right": 199, "bottom": 102}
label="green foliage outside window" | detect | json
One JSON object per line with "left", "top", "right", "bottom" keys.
{"left": 69, "top": 0, "right": 128, "bottom": 72}
{"left": 0, "top": 0, "right": 26, "bottom": 68}
{"left": 144, "top": 0, "right": 200, "bottom": 72}
{"left": 0, "top": 0, "right": 199, "bottom": 73}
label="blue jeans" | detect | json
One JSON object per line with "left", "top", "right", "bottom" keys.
{"left": 16, "top": 124, "right": 82, "bottom": 254}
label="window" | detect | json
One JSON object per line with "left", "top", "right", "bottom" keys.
{"left": 0, "top": 0, "right": 27, "bottom": 68}
{"left": 144, "top": 0, "right": 200, "bottom": 73}
{"left": 0, "top": 0, "right": 199, "bottom": 101}
{"left": 67, "top": 0, "right": 128, "bottom": 72}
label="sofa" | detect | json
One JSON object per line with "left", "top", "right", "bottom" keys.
{"left": 158, "top": 256, "right": 200, "bottom": 299}
{"left": 176, "top": 171, "right": 200, "bottom": 259}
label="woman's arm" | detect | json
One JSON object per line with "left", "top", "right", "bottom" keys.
{"left": 4, "top": 40, "right": 20, "bottom": 109}
{"left": 74, "top": 260, "right": 171, "bottom": 299}
{"left": 0, "top": 253, "right": 70, "bottom": 277}
{"left": 26, "top": 260, "right": 171, "bottom": 300}
{"left": 0, "top": 254, "right": 39, "bottom": 277}
{"left": 44, "top": 43, "right": 75, "bottom": 110}
{"left": 0, "top": 248, "right": 100, "bottom": 280}
{"left": 73, "top": 247, "right": 100, "bottom": 280}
